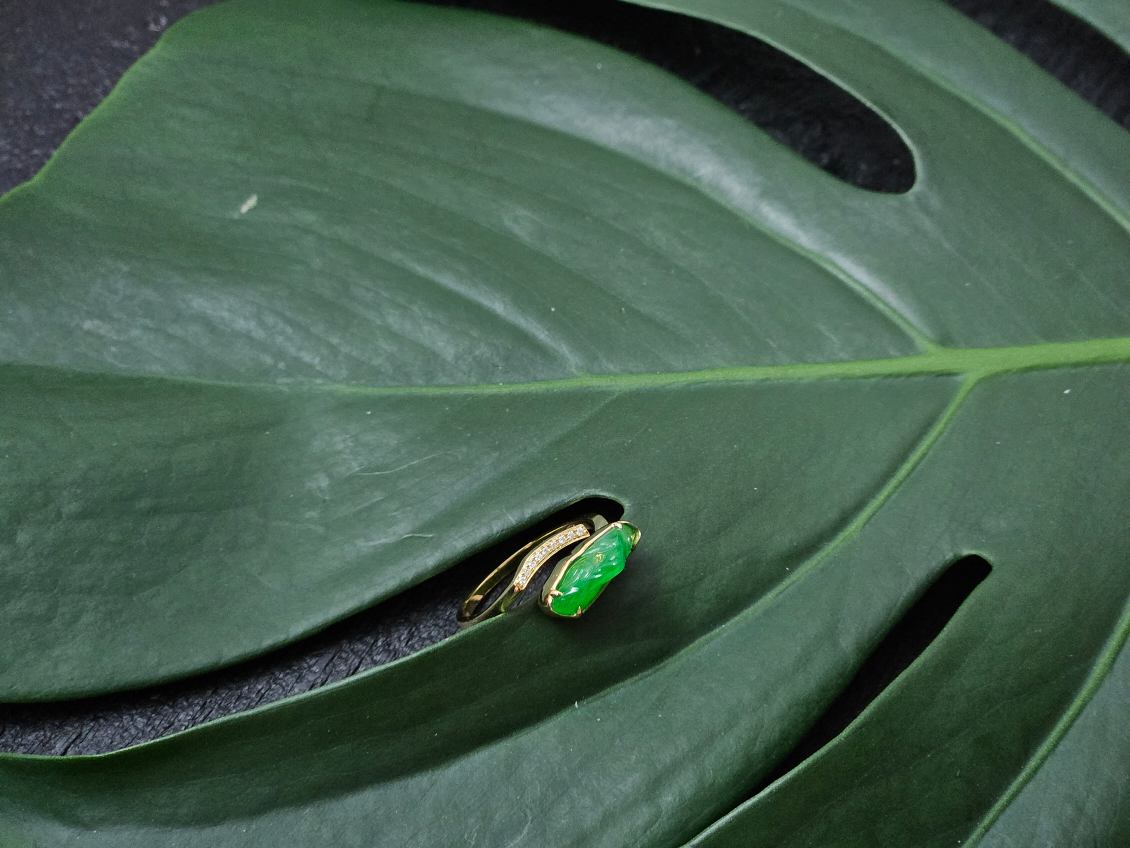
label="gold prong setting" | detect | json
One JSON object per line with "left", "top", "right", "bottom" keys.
{"left": 539, "top": 520, "right": 640, "bottom": 618}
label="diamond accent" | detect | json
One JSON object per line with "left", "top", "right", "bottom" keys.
{"left": 513, "top": 523, "right": 590, "bottom": 590}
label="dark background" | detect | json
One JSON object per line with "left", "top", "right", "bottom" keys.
{"left": 0, "top": 0, "right": 1127, "bottom": 756}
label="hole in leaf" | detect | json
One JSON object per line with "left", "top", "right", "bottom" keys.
{"left": 0, "top": 496, "right": 623, "bottom": 756}
{"left": 416, "top": 0, "right": 916, "bottom": 192}
{"left": 947, "top": 0, "right": 1130, "bottom": 128}
{"left": 752, "top": 554, "right": 992, "bottom": 793}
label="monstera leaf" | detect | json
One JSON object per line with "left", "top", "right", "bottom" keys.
{"left": 1, "top": 0, "right": 1128, "bottom": 844}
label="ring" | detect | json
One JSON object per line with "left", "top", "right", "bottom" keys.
{"left": 458, "top": 514, "right": 641, "bottom": 627}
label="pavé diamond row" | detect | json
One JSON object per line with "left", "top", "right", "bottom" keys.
{"left": 513, "top": 523, "right": 590, "bottom": 590}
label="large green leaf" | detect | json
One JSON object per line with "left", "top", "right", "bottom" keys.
{"left": 1, "top": 0, "right": 1127, "bottom": 844}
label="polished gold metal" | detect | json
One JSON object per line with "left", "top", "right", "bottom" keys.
{"left": 458, "top": 514, "right": 608, "bottom": 627}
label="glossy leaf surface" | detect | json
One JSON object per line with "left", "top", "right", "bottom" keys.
{"left": 0, "top": 0, "right": 1127, "bottom": 845}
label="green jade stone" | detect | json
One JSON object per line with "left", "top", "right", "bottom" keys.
{"left": 549, "top": 523, "right": 638, "bottom": 617}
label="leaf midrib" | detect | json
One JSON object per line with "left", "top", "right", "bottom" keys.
{"left": 7, "top": 336, "right": 1129, "bottom": 398}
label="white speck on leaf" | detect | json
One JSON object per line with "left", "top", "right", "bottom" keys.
{"left": 239, "top": 194, "right": 258, "bottom": 215}
{"left": 1063, "top": 388, "right": 1071, "bottom": 394}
